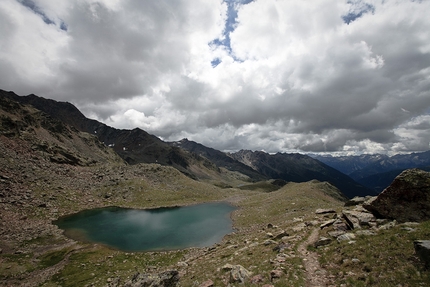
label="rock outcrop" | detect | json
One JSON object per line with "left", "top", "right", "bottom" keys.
{"left": 364, "top": 169, "right": 430, "bottom": 222}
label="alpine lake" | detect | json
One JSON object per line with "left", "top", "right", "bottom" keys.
{"left": 54, "top": 202, "right": 236, "bottom": 252}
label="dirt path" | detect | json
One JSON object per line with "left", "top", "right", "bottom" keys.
{"left": 298, "top": 228, "right": 328, "bottom": 287}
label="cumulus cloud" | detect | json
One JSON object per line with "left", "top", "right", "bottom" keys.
{"left": 0, "top": 0, "right": 429, "bottom": 155}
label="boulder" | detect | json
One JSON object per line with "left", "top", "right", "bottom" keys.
{"left": 414, "top": 240, "right": 430, "bottom": 268}
{"left": 342, "top": 210, "right": 375, "bottom": 229}
{"left": 364, "top": 169, "right": 430, "bottom": 223}
{"left": 229, "top": 265, "right": 251, "bottom": 284}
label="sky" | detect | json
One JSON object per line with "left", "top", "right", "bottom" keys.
{"left": 1, "top": 0, "right": 430, "bottom": 155}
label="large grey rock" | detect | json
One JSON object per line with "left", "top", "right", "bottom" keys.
{"left": 342, "top": 210, "right": 375, "bottom": 229}
{"left": 364, "top": 169, "right": 430, "bottom": 223}
{"left": 414, "top": 240, "right": 430, "bottom": 268}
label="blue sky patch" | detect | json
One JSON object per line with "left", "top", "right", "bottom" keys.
{"left": 17, "top": 0, "right": 67, "bottom": 31}
{"left": 209, "top": 0, "right": 254, "bottom": 66}
{"left": 342, "top": 1, "right": 375, "bottom": 24}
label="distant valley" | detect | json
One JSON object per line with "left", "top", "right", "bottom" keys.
{"left": 313, "top": 152, "right": 430, "bottom": 192}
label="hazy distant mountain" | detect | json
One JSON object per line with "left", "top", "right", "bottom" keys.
{"left": 230, "top": 150, "right": 373, "bottom": 198}
{"left": 311, "top": 154, "right": 388, "bottom": 176}
{"left": 314, "top": 152, "right": 430, "bottom": 192}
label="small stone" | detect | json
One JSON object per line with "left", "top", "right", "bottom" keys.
{"left": 264, "top": 239, "right": 277, "bottom": 246}
{"left": 293, "top": 223, "right": 307, "bottom": 232}
{"left": 198, "top": 279, "right": 214, "bottom": 287}
{"left": 337, "top": 233, "right": 356, "bottom": 242}
{"left": 250, "top": 274, "right": 265, "bottom": 284}
{"left": 270, "top": 269, "right": 283, "bottom": 279}
{"left": 314, "top": 237, "right": 332, "bottom": 247}
{"left": 273, "top": 230, "right": 289, "bottom": 240}
{"left": 328, "top": 230, "right": 346, "bottom": 238}
{"left": 293, "top": 217, "right": 303, "bottom": 222}
{"left": 273, "top": 242, "right": 290, "bottom": 252}
{"left": 177, "top": 261, "right": 188, "bottom": 267}
{"left": 222, "top": 263, "right": 234, "bottom": 271}
{"left": 315, "top": 208, "right": 337, "bottom": 214}
{"left": 320, "top": 219, "right": 336, "bottom": 229}
{"left": 379, "top": 220, "right": 397, "bottom": 230}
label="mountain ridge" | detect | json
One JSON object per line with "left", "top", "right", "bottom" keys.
{"left": 230, "top": 149, "right": 373, "bottom": 198}
{"left": 2, "top": 89, "right": 373, "bottom": 198}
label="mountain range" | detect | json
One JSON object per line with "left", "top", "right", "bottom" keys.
{"left": 2, "top": 88, "right": 429, "bottom": 197}
{"left": 313, "top": 152, "right": 430, "bottom": 192}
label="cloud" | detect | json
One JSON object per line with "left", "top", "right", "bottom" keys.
{"left": 1, "top": 0, "right": 430, "bottom": 155}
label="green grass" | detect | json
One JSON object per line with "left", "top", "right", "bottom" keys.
{"left": 39, "top": 249, "right": 70, "bottom": 268}
{"left": 318, "top": 221, "right": 430, "bottom": 286}
{"left": 47, "top": 247, "right": 185, "bottom": 287}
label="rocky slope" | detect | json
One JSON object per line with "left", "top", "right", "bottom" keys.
{"left": 0, "top": 90, "right": 224, "bottom": 181}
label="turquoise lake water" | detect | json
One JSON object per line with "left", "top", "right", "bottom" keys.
{"left": 54, "top": 202, "right": 236, "bottom": 252}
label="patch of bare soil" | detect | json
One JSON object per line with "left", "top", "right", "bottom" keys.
{"left": 298, "top": 228, "right": 328, "bottom": 287}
